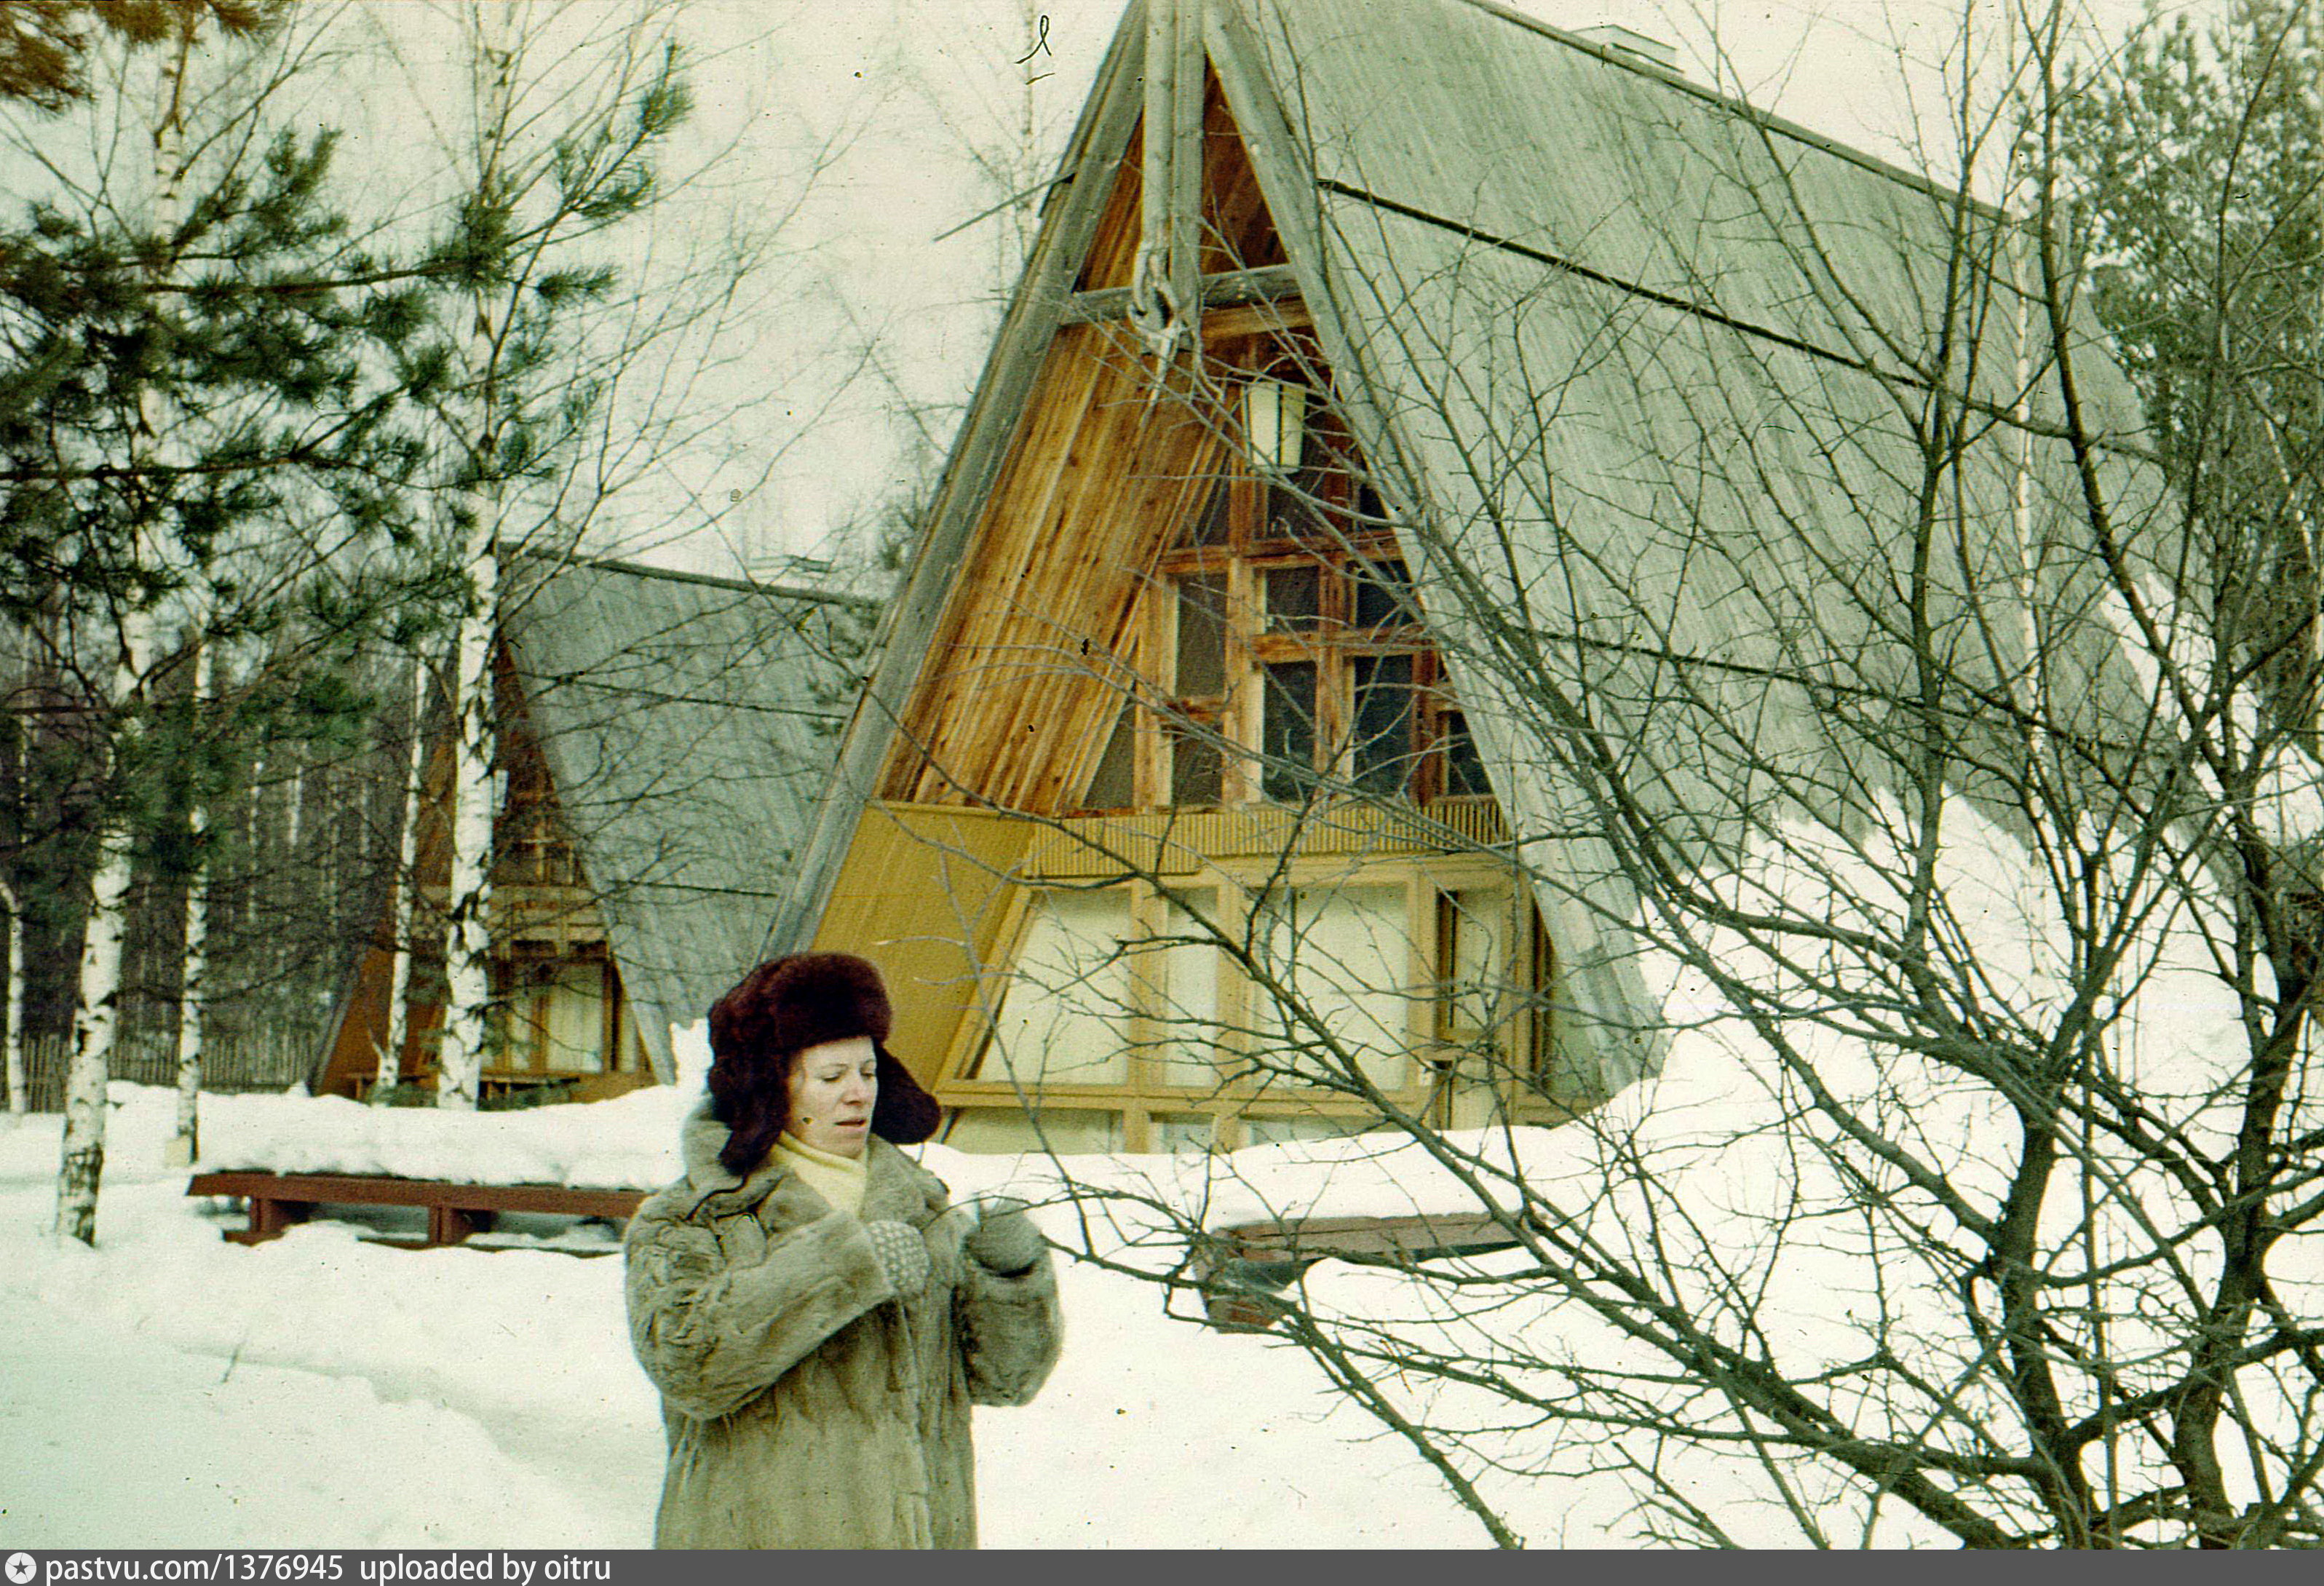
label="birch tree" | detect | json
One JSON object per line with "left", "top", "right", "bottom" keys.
{"left": 0, "top": 681, "right": 25, "bottom": 1114}
{"left": 377, "top": 5, "right": 685, "bottom": 1109}
{"left": 49, "top": 4, "right": 265, "bottom": 1241}
{"left": 0, "top": 873, "right": 23, "bottom": 1115}
{"left": 369, "top": 0, "right": 824, "bottom": 1108}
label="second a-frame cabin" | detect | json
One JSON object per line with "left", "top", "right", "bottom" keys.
{"left": 774, "top": 0, "right": 2152, "bottom": 1153}
{"left": 317, "top": 556, "right": 870, "bottom": 1103}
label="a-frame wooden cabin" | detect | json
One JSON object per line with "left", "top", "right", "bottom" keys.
{"left": 317, "top": 555, "right": 870, "bottom": 1102}
{"left": 772, "top": 0, "right": 2153, "bottom": 1153}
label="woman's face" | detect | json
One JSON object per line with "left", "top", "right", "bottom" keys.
{"left": 785, "top": 1035, "right": 879, "bottom": 1158}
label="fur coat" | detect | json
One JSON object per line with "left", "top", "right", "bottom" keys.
{"left": 624, "top": 1103, "right": 1062, "bottom": 1548}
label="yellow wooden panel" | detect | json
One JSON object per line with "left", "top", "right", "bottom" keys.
{"left": 810, "top": 802, "right": 1035, "bottom": 1089}
{"left": 318, "top": 944, "right": 394, "bottom": 1098}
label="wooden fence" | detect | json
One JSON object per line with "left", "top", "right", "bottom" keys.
{"left": 11, "top": 1029, "right": 317, "bottom": 1114}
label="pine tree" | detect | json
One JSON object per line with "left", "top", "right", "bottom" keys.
{"left": 0, "top": 11, "right": 440, "bottom": 1242}
{"left": 0, "top": 3, "right": 269, "bottom": 114}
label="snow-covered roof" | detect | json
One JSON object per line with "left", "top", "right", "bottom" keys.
{"left": 1225, "top": 0, "right": 2162, "bottom": 1096}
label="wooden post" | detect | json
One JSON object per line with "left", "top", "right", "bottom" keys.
{"left": 427, "top": 1201, "right": 491, "bottom": 1246}
{"left": 223, "top": 1193, "right": 314, "bottom": 1246}
{"left": 1134, "top": 0, "right": 1205, "bottom": 362}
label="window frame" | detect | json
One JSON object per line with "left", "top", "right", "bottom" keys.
{"left": 1136, "top": 434, "right": 1471, "bottom": 812}
{"left": 937, "top": 855, "right": 1562, "bottom": 1150}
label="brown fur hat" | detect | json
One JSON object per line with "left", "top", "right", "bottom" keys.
{"left": 706, "top": 953, "right": 941, "bottom": 1172}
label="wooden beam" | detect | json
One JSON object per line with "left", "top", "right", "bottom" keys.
{"left": 1167, "top": 0, "right": 1205, "bottom": 310}
{"left": 1199, "top": 296, "right": 1312, "bottom": 341}
{"left": 1060, "top": 263, "right": 1304, "bottom": 327}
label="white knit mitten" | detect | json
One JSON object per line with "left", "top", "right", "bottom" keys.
{"left": 863, "top": 1218, "right": 931, "bottom": 1297}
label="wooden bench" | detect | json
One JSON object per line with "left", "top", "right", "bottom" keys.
{"left": 186, "top": 1171, "right": 645, "bottom": 1250}
{"left": 1197, "top": 1210, "right": 1523, "bottom": 1330}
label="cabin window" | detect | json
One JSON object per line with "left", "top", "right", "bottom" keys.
{"left": 1187, "top": 474, "right": 1234, "bottom": 546}
{"left": 541, "top": 961, "right": 609, "bottom": 1073}
{"left": 488, "top": 956, "right": 611, "bottom": 1077}
{"left": 1168, "top": 723, "right": 1225, "bottom": 805}
{"left": 1143, "top": 394, "right": 1473, "bottom": 811}
{"left": 1153, "top": 887, "right": 1224, "bottom": 1085}
{"left": 1175, "top": 574, "right": 1229, "bottom": 695}
{"left": 975, "top": 887, "right": 1135, "bottom": 1087}
{"left": 1260, "top": 660, "right": 1319, "bottom": 800}
{"left": 1439, "top": 710, "right": 1490, "bottom": 798}
{"left": 1352, "top": 557, "right": 1416, "bottom": 629}
{"left": 1159, "top": 574, "right": 1232, "bottom": 807}
{"left": 945, "top": 870, "right": 1558, "bottom": 1149}
{"left": 1082, "top": 702, "right": 1137, "bottom": 809}
{"left": 1256, "top": 883, "right": 1416, "bottom": 1093}
{"left": 1437, "top": 888, "right": 1512, "bottom": 1042}
{"left": 1262, "top": 563, "right": 1322, "bottom": 631}
{"left": 1349, "top": 654, "right": 1418, "bottom": 796}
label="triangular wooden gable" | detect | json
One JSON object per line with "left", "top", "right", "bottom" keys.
{"left": 882, "top": 67, "right": 1308, "bottom": 813}
{"left": 789, "top": 0, "right": 2157, "bottom": 1117}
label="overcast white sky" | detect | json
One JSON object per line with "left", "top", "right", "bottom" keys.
{"left": 643, "top": 0, "right": 2209, "bottom": 575}
{"left": 34, "top": 1, "right": 2213, "bottom": 577}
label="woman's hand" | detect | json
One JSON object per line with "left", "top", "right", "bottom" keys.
{"left": 963, "top": 1197, "right": 1046, "bottom": 1277}
{"left": 862, "top": 1218, "right": 932, "bottom": 1296}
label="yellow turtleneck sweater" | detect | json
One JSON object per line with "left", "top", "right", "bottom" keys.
{"left": 773, "top": 1131, "right": 868, "bottom": 1216}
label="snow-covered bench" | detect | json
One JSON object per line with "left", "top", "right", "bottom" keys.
{"left": 186, "top": 1170, "right": 645, "bottom": 1250}
{"left": 1199, "top": 1210, "right": 1520, "bottom": 1330}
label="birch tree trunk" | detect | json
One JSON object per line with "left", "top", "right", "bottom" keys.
{"left": 435, "top": 493, "right": 498, "bottom": 1111}
{"left": 373, "top": 650, "right": 429, "bottom": 1104}
{"left": 56, "top": 24, "right": 194, "bottom": 1242}
{"left": 392, "top": 4, "right": 707, "bottom": 1107}
{"left": 2, "top": 699, "right": 24, "bottom": 1115}
{"left": 432, "top": 25, "right": 514, "bottom": 1114}
{"left": 1, "top": 876, "right": 23, "bottom": 1116}
{"left": 164, "top": 634, "right": 214, "bottom": 1167}
{"left": 285, "top": 761, "right": 303, "bottom": 855}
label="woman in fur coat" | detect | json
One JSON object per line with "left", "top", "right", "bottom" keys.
{"left": 624, "top": 952, "right": 1063, "bottom": 1549}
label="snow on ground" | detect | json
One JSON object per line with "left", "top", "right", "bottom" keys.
{"left": 0, "top": 1290, "right": 614, "bottom": 1549}
{"left": 0, "top": 1087, "right": 1495, "bottom": 1550}
{"left": 9, "top": 803, "right": 2314, "bottom": 1547}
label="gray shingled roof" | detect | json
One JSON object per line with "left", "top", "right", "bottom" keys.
{"left": 503, "top": 556, "right": 869, "bottom": 1079}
